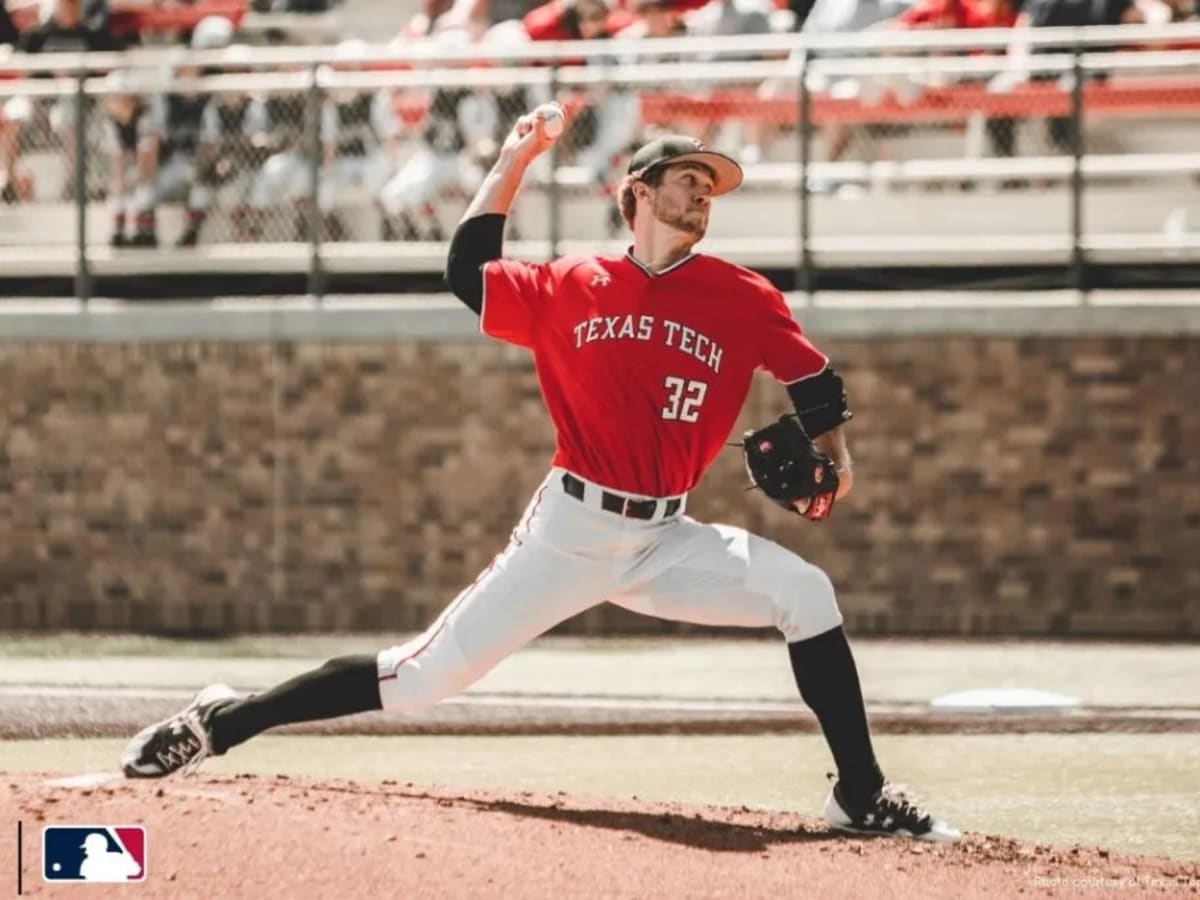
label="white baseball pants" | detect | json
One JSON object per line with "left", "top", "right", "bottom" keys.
{"left": 376, "top": 468, "right": 842, "bottom": 712}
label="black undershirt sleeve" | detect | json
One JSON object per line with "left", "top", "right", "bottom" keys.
{"left": 444, "top": 213, "right": 507, "bottom": 316}
{"left": 785, "top": 366, "right": 853, "bottom": 438}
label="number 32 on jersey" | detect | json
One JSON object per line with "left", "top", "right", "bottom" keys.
{"left": 662, "top": 376, "right": 708, "bottom": 423}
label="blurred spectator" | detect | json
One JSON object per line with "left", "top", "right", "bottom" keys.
{"left": 102, "top": 73, "right": 150, "bottom": 245}
{"left": 0, "top": 2, "right": 19, "bottom": 44}
{"left": 234, "top": 74, "right": 309, "bottom": 241}
{"left": 115, "top": 17, "right": 240, "bottom": 246}
{"left": 378, "top": 29, "right": 497, "bottom": 241}
{"left": 3, "top": 0, "right": 116, "bottom": 202}
{"left": 252, "top": 0, "right": 334, "bottom": 14}
{"left": 0, "top": 5, "right": 22, "bottom": 202}
{"left": 478, "top": 21, "right": 542, "bottom": 150}
{"left": 521, "top": 0, "right": 636, "bottom": 39}
{"left": 686, "top": 0, "right": 774, "bottom": 163}
{"left": 400, "top": 0, "right": 460, "bottom": 38}
{"left": 388, "top": 10, "right": 486, "bottom": 241}
{"left": 569, "top": 0, "right": 692, "bottom": 232}
{"left": 616, "top": 0, "right": 689, "bottom": 36}
{"left": 895, "top": 0, "right": 1017, "bottom": 28}
{"left": 992, "top": 0, "right": 1175, "bottom": 156}
{"left": 888, "top": 0, "right": 1020, "bottom": 167}
{"left": 577, "top": 0, "right": 689, "bottom": 171}
{"left": 398, "top": 0, "right": 491, "bottom": 38}
{"left": 1021, "top": 0, "right": 1170, "bottom": 28}
{"left": 686, "top": 0, "right": 772, "bottom": 36}
{"left": 175, "top": 43, "right": 267, "bottom": 245}
{"left": 471, "top": 0, "right": 544, "bottom": 29}
{"left": 18, "top": 0, "right": 113, "bottom": 51}
{"left": 802, "top": 0, "right": 910, "bottom": 32}
{"left": 787, "top": 0, "right": 818, "bottom": 29}
{"left": 318, "top": 39, "right": 399, "bottom": 241}
{"left": 128, "top": 70, "right": 213, "bottom": 246}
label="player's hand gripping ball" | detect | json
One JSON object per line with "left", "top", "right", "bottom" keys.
{"left": 535, "top": 102, "right": 565, "bottom": 139}
{"left": 508, "top": 102, "right": 565, "bottom": 158}
{"left": 742, "top": 415, "right": 841, "bottom": 522}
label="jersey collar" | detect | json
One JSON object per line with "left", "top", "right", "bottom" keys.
{"left": 624, "top": 248, "right": 698, "bottom": 278}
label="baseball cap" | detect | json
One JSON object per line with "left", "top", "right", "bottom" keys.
{"left": 627, "top": 135, "right": 744, "bottom": 196}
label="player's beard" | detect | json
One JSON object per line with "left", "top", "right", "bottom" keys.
{"left": 653, "top": 193, "right": 708, "bottom": 238}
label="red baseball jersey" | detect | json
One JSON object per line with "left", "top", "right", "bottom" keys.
{"left": 482, "top": 251, "right": 828, "bottom": 497}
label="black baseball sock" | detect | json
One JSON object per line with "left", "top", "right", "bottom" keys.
{"left": 787, "top": 626, "right": 885, "bottom": 809}
{"left": 208, "top": 654, "right": 382, "bottom": 755}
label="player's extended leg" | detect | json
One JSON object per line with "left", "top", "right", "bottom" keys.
{"left": 611, "top": 519, "right": 960, "bottom": 842}
{"left": 120, "top": 473, "right": 617, "bottom": 778}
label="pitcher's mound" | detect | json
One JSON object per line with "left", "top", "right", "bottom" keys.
{"left": 6, "top": 773, "right": 1196, "bottom": 898}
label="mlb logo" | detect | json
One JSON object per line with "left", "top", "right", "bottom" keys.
{"left": 43, "top": 826, "right": 147, "bottom": 883}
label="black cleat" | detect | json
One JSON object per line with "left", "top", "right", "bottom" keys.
{"left": 128, "top": 230, "right": 158, "bottom": 249}
{"left": 823, "top": 780, "right": 961, "bottom": 842}
{"left": 120, "top": 684, "right": 238, "bottom": 778}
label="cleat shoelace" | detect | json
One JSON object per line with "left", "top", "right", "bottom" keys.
{"left": 151, "top": 715, "right": 211, "bottom": 777}
{"left": 875, "top": 784, "right": 932, "bottom": 829}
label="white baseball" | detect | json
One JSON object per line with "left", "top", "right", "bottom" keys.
{"left": 536, "top": 102, "right": 565, "bottom": 139}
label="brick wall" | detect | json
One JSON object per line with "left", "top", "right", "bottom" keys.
{"left": 2, "top": 337, "right": 1198, "bottom": 637}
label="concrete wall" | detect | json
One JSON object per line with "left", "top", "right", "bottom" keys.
{"left": 2, "top": 296, "right": 1198, "bottom": 637}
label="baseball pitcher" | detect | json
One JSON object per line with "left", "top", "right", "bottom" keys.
{"left": 120, "top": 109, "right": 959, "bottom": 845}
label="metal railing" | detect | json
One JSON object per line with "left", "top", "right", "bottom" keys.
{"left": 0, "top": 23, "right": 1196, "bottom": 300}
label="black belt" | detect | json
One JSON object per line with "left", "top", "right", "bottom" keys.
{"left": 561, "top": 473, "right": 682, "bottom": 521}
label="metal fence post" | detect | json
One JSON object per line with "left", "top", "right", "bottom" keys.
{"left": 306, "top": 61, "right": 324, "bottom": 302}
{"left": 74, "top": 66, "right": 90, "bottom": 304}
{"left": 798, "top": 49, "right": 812, "bottom": 297}
{"left": 548, "top": 62, "right": 561, "bottom": 260}
{"left": 1070, "top": 37, "right": 1086, "bottom": 296}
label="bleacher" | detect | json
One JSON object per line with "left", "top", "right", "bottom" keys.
{"left": 0, "top": 21, "right": 1197, "bottom": 290}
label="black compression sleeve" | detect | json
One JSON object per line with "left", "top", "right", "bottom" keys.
{"left": 445, "top": 213, "right": 507, "bottom": 315}
{"left": 786, "top": 365, "right": 853, "bottom": 438}
{"left": 207, "top": 654, "right": 381, "bottom": 755}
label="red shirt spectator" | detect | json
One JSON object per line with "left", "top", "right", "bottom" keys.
{"left": 522, "top": 0, "right": 636, "bottom": 39}
{"left": 897, "top": 0, "right": 1017, "bottom": 29}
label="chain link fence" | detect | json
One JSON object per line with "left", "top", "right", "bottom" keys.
{"left": 0, "top": 26, "right": 1196, "bottom": 294}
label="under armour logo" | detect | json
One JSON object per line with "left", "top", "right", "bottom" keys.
{"left": 590, "top": 272, "right": 611, "bottom": 287}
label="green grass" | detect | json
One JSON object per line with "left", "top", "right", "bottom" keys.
{"left": 4, "top": 733, "right": 1198, "bottom": 863}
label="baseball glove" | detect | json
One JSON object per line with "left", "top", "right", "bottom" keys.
{"left": 742, "top": 414, "right": 840, "bottom": 521}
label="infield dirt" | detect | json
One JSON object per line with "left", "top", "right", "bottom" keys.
{"left": 4, "top": 772, "right": 1199, "bottom": 899}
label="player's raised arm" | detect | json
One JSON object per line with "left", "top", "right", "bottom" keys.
{"left": 443, "top": 101, "right": 564, "bottom": 315}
